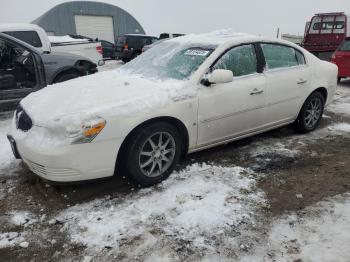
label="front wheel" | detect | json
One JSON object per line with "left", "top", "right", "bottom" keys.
{"left": 125, "top": 122, "right": 182, "bottom": 187}
{"left": 295, "top": 92, "right": 325, "bottom": 133}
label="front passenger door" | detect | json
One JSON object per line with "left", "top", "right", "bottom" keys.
{"left": 197, "top": 44, "right": 267, "bottom": 146}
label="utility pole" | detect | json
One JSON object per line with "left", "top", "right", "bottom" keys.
{"left": 276, "top": 27, "right": 280, "bottom": 38}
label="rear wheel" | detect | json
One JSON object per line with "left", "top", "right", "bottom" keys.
{"left": 295, "top": 91, "right": 325, "bottom": 133}
{"left": 125, "top": 122, "right": 182, "bottom": 187}
{"left": 338, "top": 77, "right": 342, "bottom": 83}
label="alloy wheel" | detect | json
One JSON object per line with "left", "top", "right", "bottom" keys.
{"left": 138, "top": 132, "right": 176, "bottom": 177}
{"left": 304, "top": 96, "right": 322, "bottom": 129}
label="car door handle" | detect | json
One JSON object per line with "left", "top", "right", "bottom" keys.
{"left": 297, "top": 79, "right": 308, "bottom": 85}
{"left": 250, "top": 88, "right": 264, "bottom": 95}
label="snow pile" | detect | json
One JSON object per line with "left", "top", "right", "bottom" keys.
{"left": 242, "top": 193, "right": 350, "bottom": 262}
{"left": 58, "top": 164, "right": 265, "bottom": 259}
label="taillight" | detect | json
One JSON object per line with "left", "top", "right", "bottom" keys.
{"left": 96, "top": 46, "right": 103, "bottom": 54}
{"left": 123, "top": 44, "right": 128, "bottom": 50}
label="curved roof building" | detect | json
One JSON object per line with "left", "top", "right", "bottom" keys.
{"left": 32, "top": 1, "right": 145, "bottom": 42}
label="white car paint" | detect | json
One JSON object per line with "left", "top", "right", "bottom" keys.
{"left": 8, "top": 32, "right": 338, "bottom": 182}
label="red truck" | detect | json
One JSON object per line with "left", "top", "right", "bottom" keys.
{"left": 302, "top": 12, "right": 350, "bottom": 61}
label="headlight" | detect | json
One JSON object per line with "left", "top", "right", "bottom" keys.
{"left": 66, "top": 116, "right": 106, "bottom": 144}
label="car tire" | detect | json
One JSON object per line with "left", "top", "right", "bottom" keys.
{"left": 125, "top": 122, "right": 182, "bottom": 187}
{"left": 122, "top": 58, "right": 129, "bottom": 63}
{"left": 295, "top": 91, "right": 325, "bottom": 133}
{"left": 54, "top": 72, "right": 81, "bottom": 83}
{"left": 338, "top": 77, "right": 342, "bottom": 83}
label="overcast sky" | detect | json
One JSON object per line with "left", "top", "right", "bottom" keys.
{"left": 0, "top": 0, "right": 349, "bottom": 37}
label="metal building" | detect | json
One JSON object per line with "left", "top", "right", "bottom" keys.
{"left": 32, "top": 1, "right": 145, "bottom": 43}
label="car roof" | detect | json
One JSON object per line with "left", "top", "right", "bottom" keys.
{"left": 166, "top": 29, "right": 301, "bottom": 49}
{"left": 0, "top": 23, "right": 42, "bottom": 32}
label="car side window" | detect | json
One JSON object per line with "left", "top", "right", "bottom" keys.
{"left": 213, "top": 44, "right": 257, "bottom": 77}
{"left": 4, "top": 31, "right": 42, "bottom": 48}
{"left": 261, "top": 44, "right": 304, "bottom": 70}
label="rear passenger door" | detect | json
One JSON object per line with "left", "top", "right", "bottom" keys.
{"left": 260, "top": 43, "right": 309, "bottom": 125}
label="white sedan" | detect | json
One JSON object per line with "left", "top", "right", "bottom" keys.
{"left": 8, "top": 31, "right": 338, "bottom": 186}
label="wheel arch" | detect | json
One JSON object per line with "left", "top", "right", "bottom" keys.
{"left": 312, "top": 87, "right": 328, "bottom": 103}
{"left": 52, "top": 67, "right": 82, "bottom": 84}
{"left": 114, "top": 116, "right": 190, "bottom": 175}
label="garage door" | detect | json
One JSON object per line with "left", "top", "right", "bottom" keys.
{"left": 75, "top": 15, "right": 115, "bottom": 42}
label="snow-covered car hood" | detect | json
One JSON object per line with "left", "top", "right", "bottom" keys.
{"left": 20, "top": 70, "right": 195, "bottom": 126}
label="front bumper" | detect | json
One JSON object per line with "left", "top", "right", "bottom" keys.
{"left": 9, "top": 129, "right": 123, "bottom": 182}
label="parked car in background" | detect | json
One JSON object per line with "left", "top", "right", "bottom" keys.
{"left": 159, "top": 33, "right": 185, "bottom": 39}
{"left": 7, "top": 31, "right": 337, "bottom": 187}
{"left": 115, "top": 34, "right": 158, "bottom": 62}
{"left": 99, "top": 40, "right": 117, "bottom": 59}
{"left": 142, "top": 39, "right": 167, "bottom": 52}
{"left": 0, "top": 33, "right": 97, "bottom": 111}
{"left": 0, "top": 23, "right": 104, "bottom": 66}
{"left": 302, "top": 12, "right": 350, "bottom": 61}
{"left": 331, "top": 37, "right": 350, "bottom": 82}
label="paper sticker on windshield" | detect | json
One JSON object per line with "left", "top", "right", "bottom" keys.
{"left": 184, "top": 49, "right": 210, "bottom": 56}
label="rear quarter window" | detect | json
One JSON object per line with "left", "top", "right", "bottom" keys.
{"left": 4, "top": 31, "right": 42, "bottom": 48}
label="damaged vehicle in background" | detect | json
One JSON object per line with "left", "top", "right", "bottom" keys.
{"left": 0, "top": 33, "right": 97, "bottom": 111}
{"left": 7, "top": 31, "right": 338, "bottom": 187}
{"left": 0, "top": 33, "right": 46, "bottom": 111}
{"left": 0, "top": 24, "right": 99, "bottom": 85}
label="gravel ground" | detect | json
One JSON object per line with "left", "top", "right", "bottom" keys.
{"left": 1, "top": 67, "right": 350, "bottom": 261}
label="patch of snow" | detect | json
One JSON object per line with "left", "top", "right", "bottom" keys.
{"left": 10, "top": 211, "right": 36, "bottom": 226}
{"left": 242, "top": 193, "right": 350, "bottom": 262}
{"left": 58, "top": 163, "right": 266, "bottom": 259}
{"left": 19, "top": 241, "right": 29, "bottom": 248}
{"left": 0, "top": 232, "right": 25, "bottom": 248}
{"left": 327, "top": 96, "right": 350, "bottom": 115}
{"left": 98, "top": 60, "right": 124, "bottom": 72}
{"left": 328, "top": 122, "right": 350, "bottom": 133}
{"left": 0, "top": 118, "right": 19, "bottom": 176}
{"left": 252, "top": 142, "right": 300, "bottom": 158}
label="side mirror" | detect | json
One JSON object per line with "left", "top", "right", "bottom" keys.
{"left": 207, "top": 69, "right": 233, "bottom": 85}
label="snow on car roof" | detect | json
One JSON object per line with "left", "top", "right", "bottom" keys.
{"left": 167, "top": 29, "right": 267, "bottom": 46}
{"left": 0, "top": 23, "right": 42, "bottom": 32}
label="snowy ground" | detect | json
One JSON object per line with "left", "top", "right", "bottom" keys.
{"left": 1, "top": 69, "right": 350, "bottom": 261}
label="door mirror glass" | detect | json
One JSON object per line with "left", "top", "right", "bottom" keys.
{"left": 207, "top": 69, "right": 233, "bottom": 84}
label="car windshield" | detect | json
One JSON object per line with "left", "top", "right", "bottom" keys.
{"left": 121, "top": 41, "right": 216, "bottom": 80}
{"left": 338, "top": 39, "right": 350, "bottom": 51}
